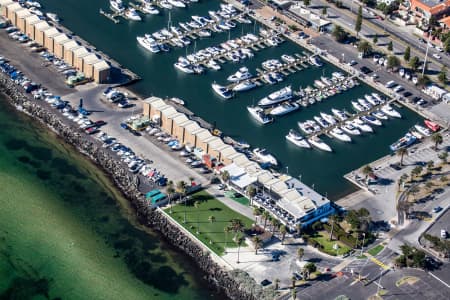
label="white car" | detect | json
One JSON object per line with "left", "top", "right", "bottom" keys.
{"left": 433, "top": 53, "right": 441, "bottom": 59}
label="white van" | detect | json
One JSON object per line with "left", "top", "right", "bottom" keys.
{"left": 441, "top": 229, "right": 447, "bottom": 239}
{"left": 385, "top": 80, "right": 396, "bottom": 88}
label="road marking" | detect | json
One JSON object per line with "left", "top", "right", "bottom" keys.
{"left": 428, "top": 272, "right": 450, "bottom": 289}
{"left": 369, "top": 256, "right": 390, "bottom": 270}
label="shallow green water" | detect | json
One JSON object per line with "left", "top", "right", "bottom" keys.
{"left": 38, "top": 0, "right": 422, "bottom": 198}
{"left": 0, "top": 94, "right": 222, "bottom": 299}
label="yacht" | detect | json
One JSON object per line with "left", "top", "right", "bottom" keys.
{"left": 352, "top": 118, "right": 373, "bottom": 133}
{"left": 110, "top": 0, "right": 125, "bottom": 12}
{"left": 357, "top": 98, "right": 372, "bottom": 110}
{"left": 352, "top": 101, "right": 366, "bottom": 112}
{"left": 125, "top": 8, "right": 142, "bottom": 21}
{"left": 270, "top": 102, "right": 300, "bottom": 116}
{"left": 159, "top": 0, "right": 173, "bottom": 9}
{"left": 258, "top": 86, "right": 293, "bottom": 107}
{"left": 26, "top": 1, "right": 42, "bottom": 8}
{"left": 137, "top": 36, "right": 160, "bottom": 53}
{"left": 331, "top": 108, "right": 348, "bottom": 121}
{"left": 286, "top": 130, "right": 310, "bottom": 148}
{"left": 365, "top": 94, "right": 379, "bottom": 106}
{"left": 253, "top": 148, "right": 278, "bottom": 166}
{"left": 206, "top": 60, "right": 221, "bottom": 70}
{"left": 298, "top": 120, "right": 321, "bottom": 135}
{"left": 247, "top": 106, "right": 273, "bottom": 124}
{"left": 372, "top": 110, "right": 388, "bottom": 120}
{"left": 309, "top": 56, "right": 323, "bottom": 67}
{"left": 212, "top": 83, "right": 233, "bottom": 99}
{"left": 262, "top": 73, "right": 277, "bottom": 85}
{"left": 281, "top": 54, "right": 296, "bottom": 63}
{"left": 142, "top": 3, "right": 160, "bottom": 14}
{"left": 414, "top": 124, "right": 432, "bottom": 136}
{"left": 342, "top": 123, "right": 361, "bottom": 135}
{"left": 174, "top": 60, "right": 194, "bottom": 74}
{"left": 169, "top": 97, "right": 185, "bottom": 105}
{"left": 313, "top": 116, "right": 330, "bottom": 128}
{"left": 320, "top": 112, "right": 337, "bottom": 125}
{"left": 227, "top": 67, "right": 253, "bottom": 82}
{"left": 361, "top": 115, "right": 382, "bottom": 126}
{"left": 371, "top": 93, "right": 384, "bottom": 103}
{"left": 232, "top": 80, "right": 257, "bottom": 92}
{"left": 46, "top": 13, "right": 60, "bottom": 23}
{"left": 390, "top": 133, "right": 417, "bottom": 151}
{"left": 308, "top": 136, "right": 332, "bottom": 152}
{"left": 330, "top": 127, "right": 352, "bottom": 142}
{"left": 381, "top": 104, "right": 401, "bottom": 118}
{"left": 168, "top": 0, "right": 186, "bottom": 8}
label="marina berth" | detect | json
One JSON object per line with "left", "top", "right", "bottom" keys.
{"left": 342, "top": 122, "right": 361, "bottom": 135}
{"left": 308, "top": 136, "right": 332, "bottom": 152}
{"left": 232, "top": 80, "right": 256, "bottom": 92}
{"left": 285, "top": 129, "right": 310, "bottom": 148}
{"left": 329, "top": 127, "right": 352, "bottom": 142}
{"left": 269, "top": 101, "right": 300, "bottom": 116}
{"left": 211, "top": 83, "right": 233, "bottom": 99}
{"left": 381, "top": 104, "right": 401, "bottom": 118}
{"left": 361, "top": 115, "right": 382, "bottom": 126}
{"left": 247, "top": 106, "right": 273, "bottom": 124}
{"left": 258, "top": 86, "right": 292, "bottom": 107}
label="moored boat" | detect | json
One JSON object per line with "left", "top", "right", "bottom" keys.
{"left": 330, "top": 127, "right": 352, "bottom": 142}
{"left": 390, "top": 133, "right": 417, "bottom": 151}
{"left": 414, "top": 124, "right": 432, "bottom": 136}
{"left": 286, "top": 129, "right": 310, "bottom": 148}
{"left": 232, "top": 80, "right": 256, "bottom": 92}
{"left": 381, "top": 104, "right": 401, "bottom": 118}
{"left": 212, "top": 83, "right": 233, "bottom": 99}
{"left": 269, "top": 102, "right": 300, "bottom": 116}
{"left": 361, "top": 115, "right": 382, "bottom": 126}
{"left": 247, "top": 106, "right": 273, "bottom": 124}
{"left": 308, "top": 136, "right": 332, "bottom": 152}
{"left": 258, "top": 86, "right": 293, "bottom": 107}
{"left": 253, "top": 148, "right": 278, "bottom": 165}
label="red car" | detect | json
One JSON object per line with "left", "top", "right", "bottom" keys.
{"left": 94, "top": 120, "right": 106, "bottom": 127}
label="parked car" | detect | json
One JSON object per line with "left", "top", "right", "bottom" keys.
{"left": 433, "top": 206, "right": 443, "bottom": 213}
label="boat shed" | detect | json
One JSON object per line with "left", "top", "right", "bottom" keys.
{"left": 15, "top": 8, "right": 32, "bottom": 32}
{"left": 83, "top": 58, "right": 101, "bottom": 79}
{"left": 166, "top": 112, "right": 188, "bottom": 135}
{"left": 218, "top": 145, "right": 237, "bottom": 165}
{"left": 5, "top": 2, "right": 21, "bottom": 23}
{"left": 63, "top": 42, "right": 80, "bottom": 65}
{"left": 142, "top": 97, "right": 166, "bottom": 119}
{"left": 33, "top": 20, "right": 51, "bottom": 45}
{"left": 180, "top": 120, "right": 200, "bottom": 146}
{"left": 205, "top": 136, "right": 224, "bottom": 158}
{"left": 171, "top": 115, "right": 190, "bottom": 141}
{"left": 43, "top": 27, "right": 60, "bottom": 52}
{"left": 92, "top": 60, "right": 110, "bottom": 83}
{"left": 194, "top": 128, "right": 212, "bottom": 153}
{"left": 0, "top": 0, "right": 14, "bottom": 17}
{"left": 53, "top": 33, "right": 70, "bottom": 58}
{"left": 24, "top": 14, "right": 40, "bottom": 39}
{"left": 159, "top": 106, "right": 178, "bottom": 133}
{"left": 72, "top": 46, "right": 90, "bottom": 71}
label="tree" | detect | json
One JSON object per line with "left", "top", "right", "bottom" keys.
{"left": 252, "top": 236, "right": 262, "bottom": 254}
{"left": 417, "top": 75, "right": 430, "bottom": 87}
{"left": 438, "top": 151, "right": 448, "bottom": 164}
{"left": 410, "top": 166, "right": 423, "bottom": 180}
{"left": 280, "top": 225, "right": 287, "bottom": 245}
{"left": 194, "top": 201, "right": 201, "bottom": 234}
{"left": 224, "top": 226, "right": 230, "bottom": 251}
{"left": 271, "top": 218, "right": 280, "bottom": 234}
{"left": 438, "top": 66, "right": 447, "bottom": 84}
{"left": 426, "top": 160, "right": 434, "bottom": 172}
{"left": 387, "top": 55, "right": 400, "bottom": 69}
{"left": 404, "top": 46, "right": 411, "bottom": 61}
{"left": 291, "top": 288, "right": 297, "bottom": 300}
{"left": 236, "top": 236, "right": 244, "bottom": 263}
{"left": 357, "top": 41, "right": 372, "bottom": 56}
{"left": 304, "top": 262, "right": 317, "bottom": 275}
{"left": 362, "top": 164, "right": 373, "bottom": 179}
{"left": 253, "top": 206, "right": 262, "bottom": 223}
{"left": 329, "top": 215, "right": 338, "bottom": 241}
{"left": 425, "top": 181, "right": 435, "bottom": 190}
{"left": 373, "top": 34, "right": 378, "bottom": 45}
{"left": 189, "top": 176, "right": 194, "bottom": 185}
{"left": 221, "top": 170, "right": 230, "bottom": 184}
{"left": 246, "top": 185, "right": 256, "bottom": 206}
{"left": 431, "top": 133, "right": 443, "bottom": 150}
{"left": 166, "top": 181, "right": 175, "bottom": 214}
{"left": 397, "top": 148, "right": 408, "bottom": 166}
{"left": 176, "top": 181, "right": 187, "bottom": 223}
{"left": 229, "top": 218, "right": 245, "bottom": 242}
{"left": 409, "top": 56, "right": 420, "bottom": 71}
{"left": 297, "top": 247, "right": 305, "bottom": 261}
{"left": 387, "top": 41, "right": 393, "bottom": 51}
{"left": 322, "top": 6, "right": 327, "bottom": 16}
{"left": 408, "top": 185, "right": 420, "bottom": 202}
{"left": 208, "top": 215, "right": 216, "bottom": 223}
{"left": 355, "top": 6, "right": 363, "bottom": 36}
{"left": 303, "top": 0, "right": 310, "bottom": 6}
{"left": 262, "top": 210, "right": 270, "bottom": 230}
{"left": 332, "top": 25, "right": 347, "bottom": 43}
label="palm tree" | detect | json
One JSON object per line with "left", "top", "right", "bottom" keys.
{"left": 271, "top": 218, "right": 280, "bottom": 235}
{"left": 329, "top": 215, "right": 338, "bottom": 241}
{"left": 262, "top": 211, "right": 270, "bottom": 230}
{"left": 252, "top": 236, "right": 262, "bottom": 254}
{"left": 166, "top": 181, "right": 175, "bottom": 214}
{"left": 438, "top": 151, "right": 448, "bottom": 165}
{"left": 426, "top": 160, "right": 434, "bottom": 173}
{"left": 280, "top": 225, "right": 287, "bottom": 245}
{"left": 221, "top": 170, "right": 230, "bottom": 184}
{"left": 431, "top": 133, "right": 443, "bottom": 150}
{"left": 236, "top": 236, "right": 244, "bottom": 263}
{"left": 361, "top": 164, "right": 373, "bottom": 180}
{"left": 194, "top": 200, "right": 201, "bottom": 234}
{"left": 274, "top": 278, "right": 280, "bottom": 290}
{"left": 357, "top": 41, "right": 372, "bottom": 57}
{"left": 297, "top": 247, "right": 305, "bottom": 261}
{"left": 397, "top": 148, "right": 408, "bottom": 166}
{"left": 291, "top": 276, "right": 296, "bottom": 288}
{"left": 246, "top": 184, "right": 257, "bottom": 206}
{"left": 295, "top": 223, "right": 302, "bottom": 237}
{"left": 229, "top": 218, "right": 245, "bottom": 242}
{"left": 253, "top": 206, "right": 262, "bottom": 224}
{"left": 176, "top": 181, "right": 187, "bottom": 223}
{"left": 208, "top": 215, "right": 216, "bottom": 223}
{"left": 291, "top": 288, "right": 297, "bottom": 300}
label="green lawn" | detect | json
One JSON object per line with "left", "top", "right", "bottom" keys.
{"left": 311, "top": 232, "right": 352, "bottom": 256}
{"left": 164, "top": 190, "right": 253, "bottom": 255}
{"left": 224, "top": 190, "right": 250, "bottom": 206}
{"left": 367, "top": 244, "right": 384, "bottom": 256}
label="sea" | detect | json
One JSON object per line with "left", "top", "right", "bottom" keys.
{"left": 0, "top": 93, "right": 223, "bottom": 299}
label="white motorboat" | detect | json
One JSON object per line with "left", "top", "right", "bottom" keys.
{"left": 258, "top": 86, "right": 293, "bottom": 107}
{"left": 365, "top": 95, "right": 379, "bottom": 106}
{"left": 232, "top": 80, "right": 257, "bottom": 92}
{"left": 142, "top": 3, "right": 160, "bottom": 14}
{"left": 227, "top": 67, "right": 253, "bottom": 82}
{"left": 313, "top": 116, "right": 330, "bottom": 128}
{"left": 357, "top": 98, "right": 372, "bottom": 110}
{"left": 342, "top": 123, "right": 361, "bottom": 135}
{"left": 371, "top": 93, "right": 384, "bottom": 103}
{"left": 197, "top": 29, "right": 211, "bottom": 37}
{"left": 286, "top": 129, "right": 310, "bottom": 148}
{"left": 29, "top": 7, "right": 44, "bottom": 16}
{"left": 247, "top": 106, "right": 273, "bottom": 124}
{"left": 46, "top": 12, "right": 60, "bottom": 23}
{"left": 331, "top": 108, "right": 348, "bottom": 121}
{"left": 206, "top": 59, "right": 221, "bottom": 70}
{"left": 381, "top": 104, "right": 402, "bottom": 118}
{"left": 352, "top": 101, "right": 366, "bottom": 112}
{"left": 270, "top": 102, "right": 300, "bottom": 116}
{"left": 281, "top": 54, "right": 296, "bottom": 63}
{"left": 110, "top": 0, "right": 125, "bottom": 12}
{"left": 320, "top": 112, "right": 337, "bottom": 125}
{"left": 174, "top": 60, "right": 194, "bottom": 74}
{"left": 298, "top": 120, "right": 321, "bottom": 135}
{"left": 309, "top": 56, "right": 323, "bottom": 67}
{"left": 253, "top": 148, "right": 278, "bottom": 166}
{"left": 372, "top": 110, "right": 388, "bottom": 120}
{"left": 125, "top": 8, "right": 142, "bottom": 21}
{"left": 159, "top": 0, "right": 173, "bottom": 9}
{"left": 168, "top": 0, "right": 186, "bottom": 8}
{"left": 212, "top": 83, "right": 233, "bottom": 99}
{"left": 308, "top": 136, "right": 332, "bottom": 152}
{"left": 26, "top": 1, "right": 42, "bottom": 8}
{"left": 414, "top": 124, "right": 432, "bottom": 136}
{"left": 170, "top": 97, "right": 185, "bottom": 105}
{"left": 352, "top": 118, "right": 373, "bottom": 133}
{"left": 330, "top": 127, "right": 352, "bottom": 142}
{"left": 137, "top": 36, "right": 160, "bottom": 53}
{"left": 361, "top": 115, "right": 382, "bottom": 126}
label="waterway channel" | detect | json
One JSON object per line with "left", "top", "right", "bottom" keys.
{"left": 39, "top": 0, "right": 422, "bottom": 199}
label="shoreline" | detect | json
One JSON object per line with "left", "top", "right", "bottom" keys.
{"left": 0, "top": 73, "right": 266, "bottom": 300}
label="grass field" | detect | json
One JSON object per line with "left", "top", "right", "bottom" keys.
{"left": 164, "top": 191, "right": 253, "bottom": 255}
{"left": 224, "top": 190, "right": 250, "bottom": 206}
{"left": 367, "top": 244, "right": 384, "bottom": 256}
{"left": 311, "top": 231, "right": 352, "bottom": 256}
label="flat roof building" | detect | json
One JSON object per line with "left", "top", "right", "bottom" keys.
{"left": 15, "top": 8, "right": 32, "bottom": 32}
{"left": 33, "top": 20, "right": 51, "bottom": 45}
{"left": 43, "top": 27, "right": 60, "bottom": 52}
{"left": 24, "top": 14, "right": 40, "bottom": 39}
{"left": 0, "top": 0, "right": 14, "bottom": 17}
{"left": 53, "top": 33, "right": 70, "bottom": 58}
{"left": 92, "top": 60, "right": 110, "bottom": 84}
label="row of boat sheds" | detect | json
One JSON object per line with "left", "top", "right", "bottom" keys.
{"left": 142, "top": 96, "right": 335, "bottom": 228}
{"left": 0, "top": 0, "right": 111, "bottom": 83}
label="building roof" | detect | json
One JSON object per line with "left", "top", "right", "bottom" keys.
{"left": 62, "top": 40, "right": 79, "bottom": 50}
{"left": 72, "top": 46, "right": 89, "bottom": 57}
{"left": 43, "top": 27, "right": 59, "bottom": 37}
{"left": 257, "top": 171, "right": 274, "bottom": 185}
{"left": 439, "top": 15, "right": 450, "bottom": 27}
{"left": 209, "top": 138, "right": 225, "bottom": 150}
{"left": 6, "top": 2, "right": 21, "bottom": 12}
{"left": 93, "top": 60, "right": 110, "bottom": 71}
{"left": 232, "top": 153, "right": 250, "bottom": 167}
{"left": 172, "top": 114, "right": 189, "bottom": 125}
{"left": 196, "top": 129, "right": 213, "bottom": 142}
{"left": 160, "top": 106, "right": 177, "bottom": 117}
{"left": 82, "top": 53, "right": 99, "bottom": 64}
{"left": 24, "top": 14, "right": 40, "bottom": 24}
{"left": 0, "top": 0, "right": 14, "bottom": 7}
{"left": 144, "top": 96, "right": 166, "bottom": 109}
{"left": 410, "top": 0, "right": 450, "bottom": 15}
{"left": 183, "top": 120, "right": 200, "bottom": 131}
{"left": 289, "top": 5, "right": 331, "bottom": 27}
{"left": 33, "top": 20, "right": 51, "bottom": 31}
{"left": 221, "top": 163, "right": 257, "bottom": 189}
{"left": 16, "top": 8, "right": 32, "bottom": 18}
{"left": 220, "top": 145, "right": 237, "bottom": 159}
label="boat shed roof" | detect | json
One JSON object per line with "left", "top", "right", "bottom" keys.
{"left": 82, "top": 53, "right": 100, "bottom": 64}
{"left": 72, "top": 46, "right": 89, "bottom": 57}
{"left": 25, "top": 14, "right": 40, "bottom": 24}
{"left": 183, "top": 120, "right": 200, "bottom": 131}
{"left": 33, "top": 20, "right": 51, "bottom": 31}
{"left": 160, "top": 106, "right": 177, "bottom": 117}
{"left": 173, "top": 114, "right": 189, "bottom": 125}
{"left": 232, "top": 153, "right": 250, "bottom": 167}
{"left": 16, "top": 8, "right": 32, "bottom": 18}
{"left": 144, "top": 96, "right": 166, "bottom": 109}
{"left": 62, "top": 40, "right": 79, "bottom": 50}
{"left": 204, "top": 136, "right": 219, "bottom": 144}
{"left": 52, "top": 33, "right": 69, "bottom": 43}
{"left": 0, "top": 0, "right": 14, "bottom": 7}
{"left": 93, "top": 60, "right": 110, "bottom": 71}
{"left": 195, "top": 129, "right": 212, "bottom": 141}
{"left": 209, "top": 138, "right": 225, "bottom": 150}
{"left": 6, "top": 2, "right": 21, "bottom": 12}
{"left": 220, "top": 145, "right": 237, "bottom": 158}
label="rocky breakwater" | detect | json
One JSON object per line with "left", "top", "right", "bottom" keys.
{"left": 0, "top": 74, "right": 277, "bottom": 300}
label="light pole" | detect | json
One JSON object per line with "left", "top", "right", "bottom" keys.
{"left": 422, "top": 30, "right": 432, "bottom": 76}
